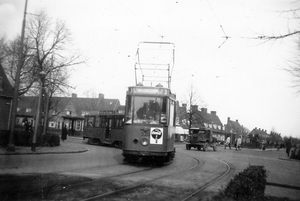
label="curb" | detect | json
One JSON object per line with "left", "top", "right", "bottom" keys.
{"left": 0, "top": 148, "right": 89, "bottom": 155}
{"left": 279, "top": 157, "right": 300, "bottom": 162}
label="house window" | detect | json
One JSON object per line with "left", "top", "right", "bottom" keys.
{"left": 66, "top": 111, "right": 71, "bottom": 115}
{"left": 50, "top": 121, "right": 55, "bottom": 127}
{"left": 52, "top": 110, "right": 56, "bottom": 115}
{"left": 57, "top": 122, "right": 61, "bottom": 129}
{"left": 26, "top": 108, "right": 32, "bottom": 113}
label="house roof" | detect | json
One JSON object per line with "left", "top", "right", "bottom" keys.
{"left": 192, "top": 108, "right": 223, "bottom": 130}
{"left": 17, "top": 95, "right": 121, "bottom": 118}
{"left": 249, "top": 127, "right": 269, "bottom": 137}
{"left": 176, "top": 104, "right": 223, "bottom": 131}
{"left": 0, "top": 63, "right": 13, "bottom": 98}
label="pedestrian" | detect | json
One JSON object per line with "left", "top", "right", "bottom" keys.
{"left": 286, "top": 138, "right": 292, "bottom": 157}
{"left": 61, "top": 125, "right": 68, "bottom": 142}
{"left": 224, "top": 136, "right": 231, "bottom": 149}
{"left": 236, "top": 136, "right": 242, "bottom": 151}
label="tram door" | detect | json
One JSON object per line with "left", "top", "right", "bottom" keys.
{"left": 103, "top": 117, "right": 112, "bottom": 141}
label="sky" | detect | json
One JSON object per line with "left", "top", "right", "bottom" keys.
{"left": 1, "top": 0, "right": 300, "bottom": 138}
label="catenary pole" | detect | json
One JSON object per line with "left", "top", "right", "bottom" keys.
{"left": 7, "top": 0, "right": 29, "bottom": 151}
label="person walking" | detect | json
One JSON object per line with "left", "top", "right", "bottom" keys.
{"left": 286, "top": 138, "right": 292, "bottom": 157}
{"left": 236, "top": 136, "right": 242, "bottom": 151}
{"left": 61, "top": 125, "right": 68, "bottom": 142}
{"left": 224, "top": 137, "right": 231, "bottom": 149}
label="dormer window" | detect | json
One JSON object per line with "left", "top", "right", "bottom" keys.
{"left": 17, "top": 107, "right": 20, "bottom": 112}
{"left": 66, "top": 111, "right": 71, "bottom": 115}
{"left": 26, "top": 108, "right": 32, "bottom": 113}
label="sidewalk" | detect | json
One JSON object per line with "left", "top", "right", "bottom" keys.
{"left": 0, "top": 137, "right": 88, "bottom": 155}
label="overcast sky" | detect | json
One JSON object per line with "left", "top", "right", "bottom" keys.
{"left": 1, "top": 0, "right": 300, "bottom": 138}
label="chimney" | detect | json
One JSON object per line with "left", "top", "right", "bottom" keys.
{"left": 192, "top": 105, "right": 198, "bottom": 112}
{"left": 201, "top": 108, "right": 207, "bottom": 113}
{"left": 98, "top": 93, "right": 104, "bottom": 100}
{"left": 236, "top": 119, "right": 238, "bottom": 123}
{"left": 211, "top": 111, "right": 216, "bottom": 116}
{"left": 227, "top": 117, "right": 230, "bottom": 123}
{"left": 71, "top": 93, "right": 77, "bottom": 98}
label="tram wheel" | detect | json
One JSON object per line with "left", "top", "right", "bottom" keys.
{"left": 186, "top": 145, "right": 191, "bottom": 150}
{"left": 197, "top": 146, "right": 201, "bottom": 151}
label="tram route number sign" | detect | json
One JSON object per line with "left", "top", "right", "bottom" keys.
{"left": 150, "top": 128, "right": 163, "bottom": 144}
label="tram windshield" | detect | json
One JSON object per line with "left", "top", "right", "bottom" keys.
{"left": 126, "top": 96, "right": 167, "bottom": 125}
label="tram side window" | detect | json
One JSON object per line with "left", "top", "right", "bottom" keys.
{"left": 169, "top": 100, "right": 175, "bottom": 126}
{"left": 101, "top": 117, "right": 108, "bottom": 128}
{"left": 95, "top": 116, "right": 101, "bottom": 127}
{"left": 161, "top": 97, "right": 167, "bottom": 124}
{"left": 87, "top": 116, "right": 95, "bottom": 127}
{"left": 115, "top": 118, "right": 124, "bottom": 128}
{"left": 125, "top": 96, "right": 133, "bottom": 124}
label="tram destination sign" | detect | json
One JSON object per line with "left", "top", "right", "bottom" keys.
{"left": 130, "top": 87, "right": 169, "bottom": 95}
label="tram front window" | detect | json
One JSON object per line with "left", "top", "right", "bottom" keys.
{"left": 126, "top": 96, "right": 167, "bottom": 124}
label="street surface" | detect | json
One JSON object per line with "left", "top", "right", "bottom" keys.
{"left": 0, "top": 138, "right": 299, "bottom": 200}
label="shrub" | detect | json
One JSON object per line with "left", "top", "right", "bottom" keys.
{"left": 0, "top": 130, "right": 9, "bottom": 146}
{"left": 40, "top": 134, "right": 60, "bottom": 146}
{"left": 211, "top": 165, "right": 268, "bottom": 201}
{"left": 14, "top": 131, "right": 31, "bottom": 146}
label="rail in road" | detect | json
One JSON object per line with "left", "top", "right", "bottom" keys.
{"left": 79, "top": 155, "right": 232, "bottom": 201}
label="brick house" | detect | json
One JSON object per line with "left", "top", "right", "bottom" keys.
{"left": 249, "top": 127, "right": 269, "bottom": 142}
{"left": 0, "top": 63, "right": 13, "bottom": 131}
{"left": 224, "top": 117, "right": 248, "bottom": 144}
{"left": 16, "top": 93, "right": 124, "bottom": 136}
{"left": 176, "top": 103, "right": 225, "bottom": 142}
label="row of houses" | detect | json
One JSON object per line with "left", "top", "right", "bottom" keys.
{"left": 0, "top": 63, "right": 272, "bottom": 144}
{"left": 175, "top": 103, "right": 250, "bottom": 144}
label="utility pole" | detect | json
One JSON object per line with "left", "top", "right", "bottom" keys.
{"left": 43, "top": 56, "right": 53, "bottom": 137}
{"left": 7, "top": 0, "right": 28, "bottom": 151}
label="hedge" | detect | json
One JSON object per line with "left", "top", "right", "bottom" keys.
{"left": 211, "top": 165, "right": 268, "bottom": 201}
{"left": 0, "top": 130, "right": 60, "bottom": 147}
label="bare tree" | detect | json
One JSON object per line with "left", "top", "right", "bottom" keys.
{"left": 254, "top": 6, "right": 300, "bottom": 93}
{"left": 25, "top": 10, "right": 84, "bottom": 134}
{"left": 182, "top": 82, "right": 206, "bottom": 129}
{"left": 26, "top": 10, "right": 83, "bottom": 95}
{"left": 1, "top": 10, "right": 83, "bottom": 97}
{"left": 1, "top": 36, "right": 36, "bottom": 95}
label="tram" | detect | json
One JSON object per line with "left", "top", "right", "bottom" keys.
{"left": 83, "top": 111, "right": 124, "bottom": 148}
{"left": 122, "top": 41, "right": 176, "bottom": 163}
{"left": 122, "top": 84, "right": 176, "bottom": 163}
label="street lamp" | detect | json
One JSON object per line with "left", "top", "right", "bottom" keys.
{"left": 31, "top": 70, "right": 46, "bottom": 152}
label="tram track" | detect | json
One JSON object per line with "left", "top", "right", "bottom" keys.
{"left": 1, "top": 153, "right": 234, "bottom": 201}
{"left": 81, "top": 155, "right": 203, "bottom": 201}
{"left": 181, "top": 158, "right": 233, "bottom": 201}
{"left": 2, "top": 154, "right": 201, "bottom": 200}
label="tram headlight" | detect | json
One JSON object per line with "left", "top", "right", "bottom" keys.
{"left": 140, "top": 138, "right": 149, "bottom": 146}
